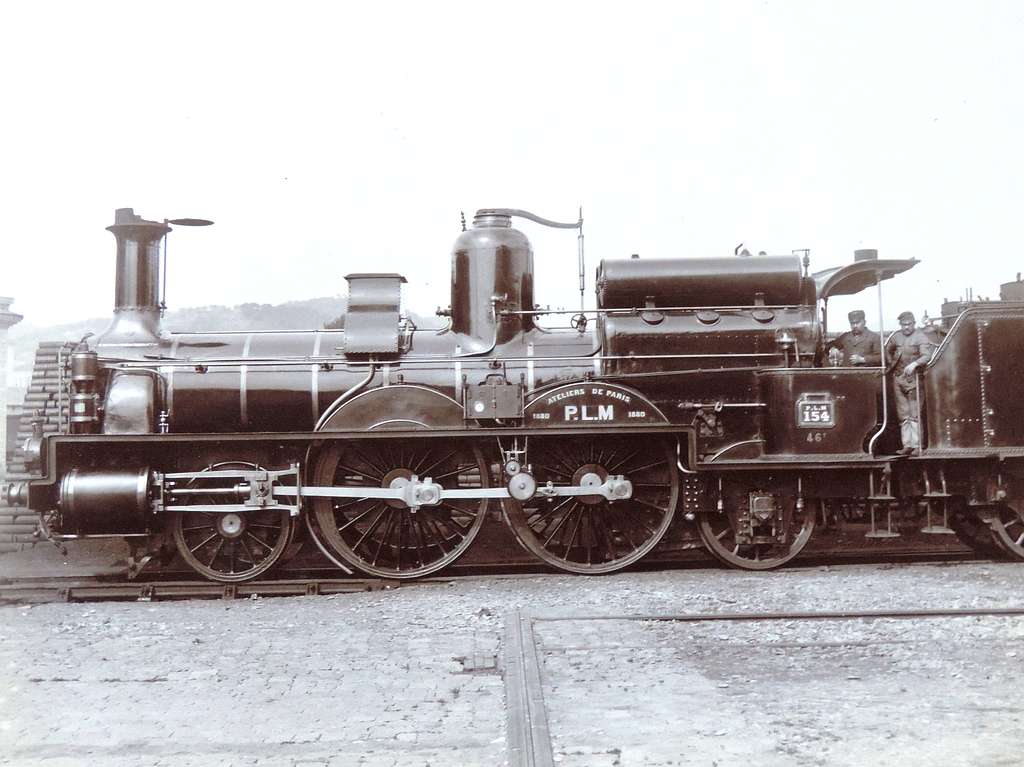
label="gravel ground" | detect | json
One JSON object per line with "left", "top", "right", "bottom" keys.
{"left": 0, "top": 561, "right": 1022, "bottom": 766}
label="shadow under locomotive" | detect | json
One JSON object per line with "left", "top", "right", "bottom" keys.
{"left": 6, "top": 207, "right": 1024, "bottom": 582}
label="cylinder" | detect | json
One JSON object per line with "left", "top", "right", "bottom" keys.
{"left": 70, "top": 349, "right": 99, "bottom": 433}
{"left": 69, "top": 392, "right": 98, "bottom": 433}
{"left": 597, "top": 255, "right": 804, "bottom": 309}
{"left": 450, "top": 211, "right": 535, "bottom": 347}
{"left": 59, "top": 468, "right": 151, "bottom": 534}
{"left": 70, "top": 349, "right": 98, "bottom": 384}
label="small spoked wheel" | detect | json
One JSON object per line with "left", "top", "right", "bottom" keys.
{"left": 989, "top": 501, "right": 1024, "bottom": 560}
{"left": 170, "top": 462, "right": 295, "bottom": 583}
{"left": 949, "top": 502, "right": 1006, "bottom": 559}
{"left": 502, "top": 436, "right": 678, "bottom": 574}
{"left": 697, "top": 485, "right": 815, "bottom": 571}
{"left": 311, "top": 439, "right": 489, "bottom": 578}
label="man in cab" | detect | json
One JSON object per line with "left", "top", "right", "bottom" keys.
{"left": 827, "top": 309, "right": 881, "bottom": 366}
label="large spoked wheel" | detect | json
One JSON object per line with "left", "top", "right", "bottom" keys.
{"left": 171, "top": 462, "right": 296, "bottom": 583}
{"left": 989, "top": 501, "right": 1024, "bottom": 560}
{"left": 502, "top": 436, "right": 678, "bottom": 574}
{"left": 697, "top": 486, "right": 816, "bottom": 571}
{"left": 949, "top": 502, "right": 1006, "bottom": 559}
{"left": 311, "top": 439, "right": 489, "bottom": 579}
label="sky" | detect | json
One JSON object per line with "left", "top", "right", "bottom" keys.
{"left": 2, "top": 1, "right": 1022, "bottom": 332}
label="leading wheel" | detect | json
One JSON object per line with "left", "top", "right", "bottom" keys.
{"left": 697, "top": 483, "right": 815, "bottom": 570}
{"left": 502, "top": 436, "right": 678, "bottom": 574}
{"left": 311, "top": 439, "right": 489, "bottom": 578}
{"left": 171, "top": 462, "right": 296, "bottom": 583}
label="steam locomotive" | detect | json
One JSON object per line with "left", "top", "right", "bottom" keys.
{"left": 6, "top": 207, "right": 1024, "bottom": 582}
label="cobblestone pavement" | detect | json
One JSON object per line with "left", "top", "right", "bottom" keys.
{"left": 1, "top": 561, "right": 1022, "bottom": 766}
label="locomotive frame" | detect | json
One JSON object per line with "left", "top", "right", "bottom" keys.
{"left": 7, "top": 206, "right": 1024, "bottom": 581}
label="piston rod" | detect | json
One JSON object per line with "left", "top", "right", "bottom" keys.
{"left": 164, "top": 474, "right": 633, "bottom": 512}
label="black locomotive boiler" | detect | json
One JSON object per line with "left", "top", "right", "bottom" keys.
{"left": 7, "top": 207, "right": 1024, "bottom": 581}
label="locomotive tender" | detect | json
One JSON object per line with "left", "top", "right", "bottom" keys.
{"left": 7, "top": 207, "right": 1024, "bottom": 581}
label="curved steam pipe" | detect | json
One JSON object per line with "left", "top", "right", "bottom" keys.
{"left": 313, "top": 364, "right": 377, "bottom": 431}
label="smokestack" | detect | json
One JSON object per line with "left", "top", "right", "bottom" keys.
{"left": 97, "top": 208, "right": 170, "bottom": 347}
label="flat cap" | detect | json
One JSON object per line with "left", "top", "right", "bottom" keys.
{"left": 848, "top": 309, "right": 865, "bottom": 322}
{"left": 898, "top": 310, "right": 916, "bottom": 322}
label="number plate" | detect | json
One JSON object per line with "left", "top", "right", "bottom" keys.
{"left": 796, "top": 395, "right": 835, "bottom": 428}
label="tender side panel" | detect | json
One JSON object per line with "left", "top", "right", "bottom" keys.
{"left": 981, "top": 315, "right": 1024, "bottom": 447}
{"left": 924, "top": 308, "right": 1024, "bottom": 450}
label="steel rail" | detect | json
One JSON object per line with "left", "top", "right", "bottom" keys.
{"left": 0, "top": 577, "right": 435, "bottom": 605}
{"left": 532, "top": 606, "right": 1024, "bottom": 624}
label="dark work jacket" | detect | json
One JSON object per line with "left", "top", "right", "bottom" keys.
{"left": 885, "top": 329, "right": 935, "bottom": 375}
{"left": 828, "top": 330, "right": 881, "bottom": 366}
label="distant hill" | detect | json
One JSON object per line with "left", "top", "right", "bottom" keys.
{"left": 6, "top": 296, "right": 345, "bottom": 394}
{"left": 6, "top": 297, "right": 440, "bottom": 394}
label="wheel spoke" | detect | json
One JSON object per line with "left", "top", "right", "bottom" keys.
{"left": 411, "top": 515, "right": 427, "bottom": 567}
{"left": 245, "top": 531, "right": 274, "bottom": 553}
{"left": 433, "top": 465, "right": 470, "bottom": 482}
{"left": 617, "top": 503, "right": 659, "bottom": 537}
{"left": 333, "top": 496, "right": 372, "bottom": 512}
{"left": 238, "top": 537, "right": 255, "bottom": 566}
{"left": 419, "top": 508, "right": 452, "bottom": 553}
{"left": 336, "top": 461, "right": 384, "bottom": 483}
{"left": 564, "top": 507, "right": 585, "bottom": 559}
{"left": 206, "top": 539, "right": 225, "bottom": 568}
{"left": 438, "top": 504, "right": 474, "bottom": 534}
{"left": 615, "top": 458, "right": 665, "bottom": 475}
{"left": 606, "top": 505, "right": 639, "bottom": 552}
{"left": 371, "top": 511, "right": 398, "bottom": 566}
{"left": 417, "top": 451, "right": 457, "bottom": 478}
{"left": 605, "top": 449, "right": 640, "bottom": 474}
{"left": 526, "top": 497, "right": 574, "bottom": 531}
{"left": 353, "top": 505, "right": 389, "bottom": 550}
{"left": 189, "top": 531, "right": 219, "bottom": 554}
{"left": 396, "top": 514, "right": 404, "bottom": 570}
{"left": 543, "top": 502, "right": 579, "bottom": 547}
{"left": 591, "top": 510, "right": 615, "bottom": 561}
{"left": 337, "top": 503, "right": 377, "bottom": 532}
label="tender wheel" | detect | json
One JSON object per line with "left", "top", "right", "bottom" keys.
{"left": 502, "top": 436, "right": 678, "bottom": 574}
{"left": 697, "top": 482, "right": 815, "bottom": 570}
{"left": 171, "top": 462, "right": 296, "bottom": 583}
{"left": 989, "top": 501, "right": 1024, "bottom": 560}
{"left": 311, "top": 439, "right": 489, "bottom": 578}
{"left": 949, "top": 502, "right": 1006, "bottom": 559}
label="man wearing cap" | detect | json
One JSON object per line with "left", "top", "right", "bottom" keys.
{"left": 827, "top": 310, "right": 881, "bottom": 366}
{"left": 885, "top": 311, "right": 936, "bottom": 454}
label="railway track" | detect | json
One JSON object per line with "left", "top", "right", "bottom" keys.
{"left": 503, "top": 605, "right": 1024, "bottom": 767}
{"left": 0, "top": 547, "right": 986, "bottom": 605}
{"left": 0, "top": 575, "right": 439, "bottom": 605}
